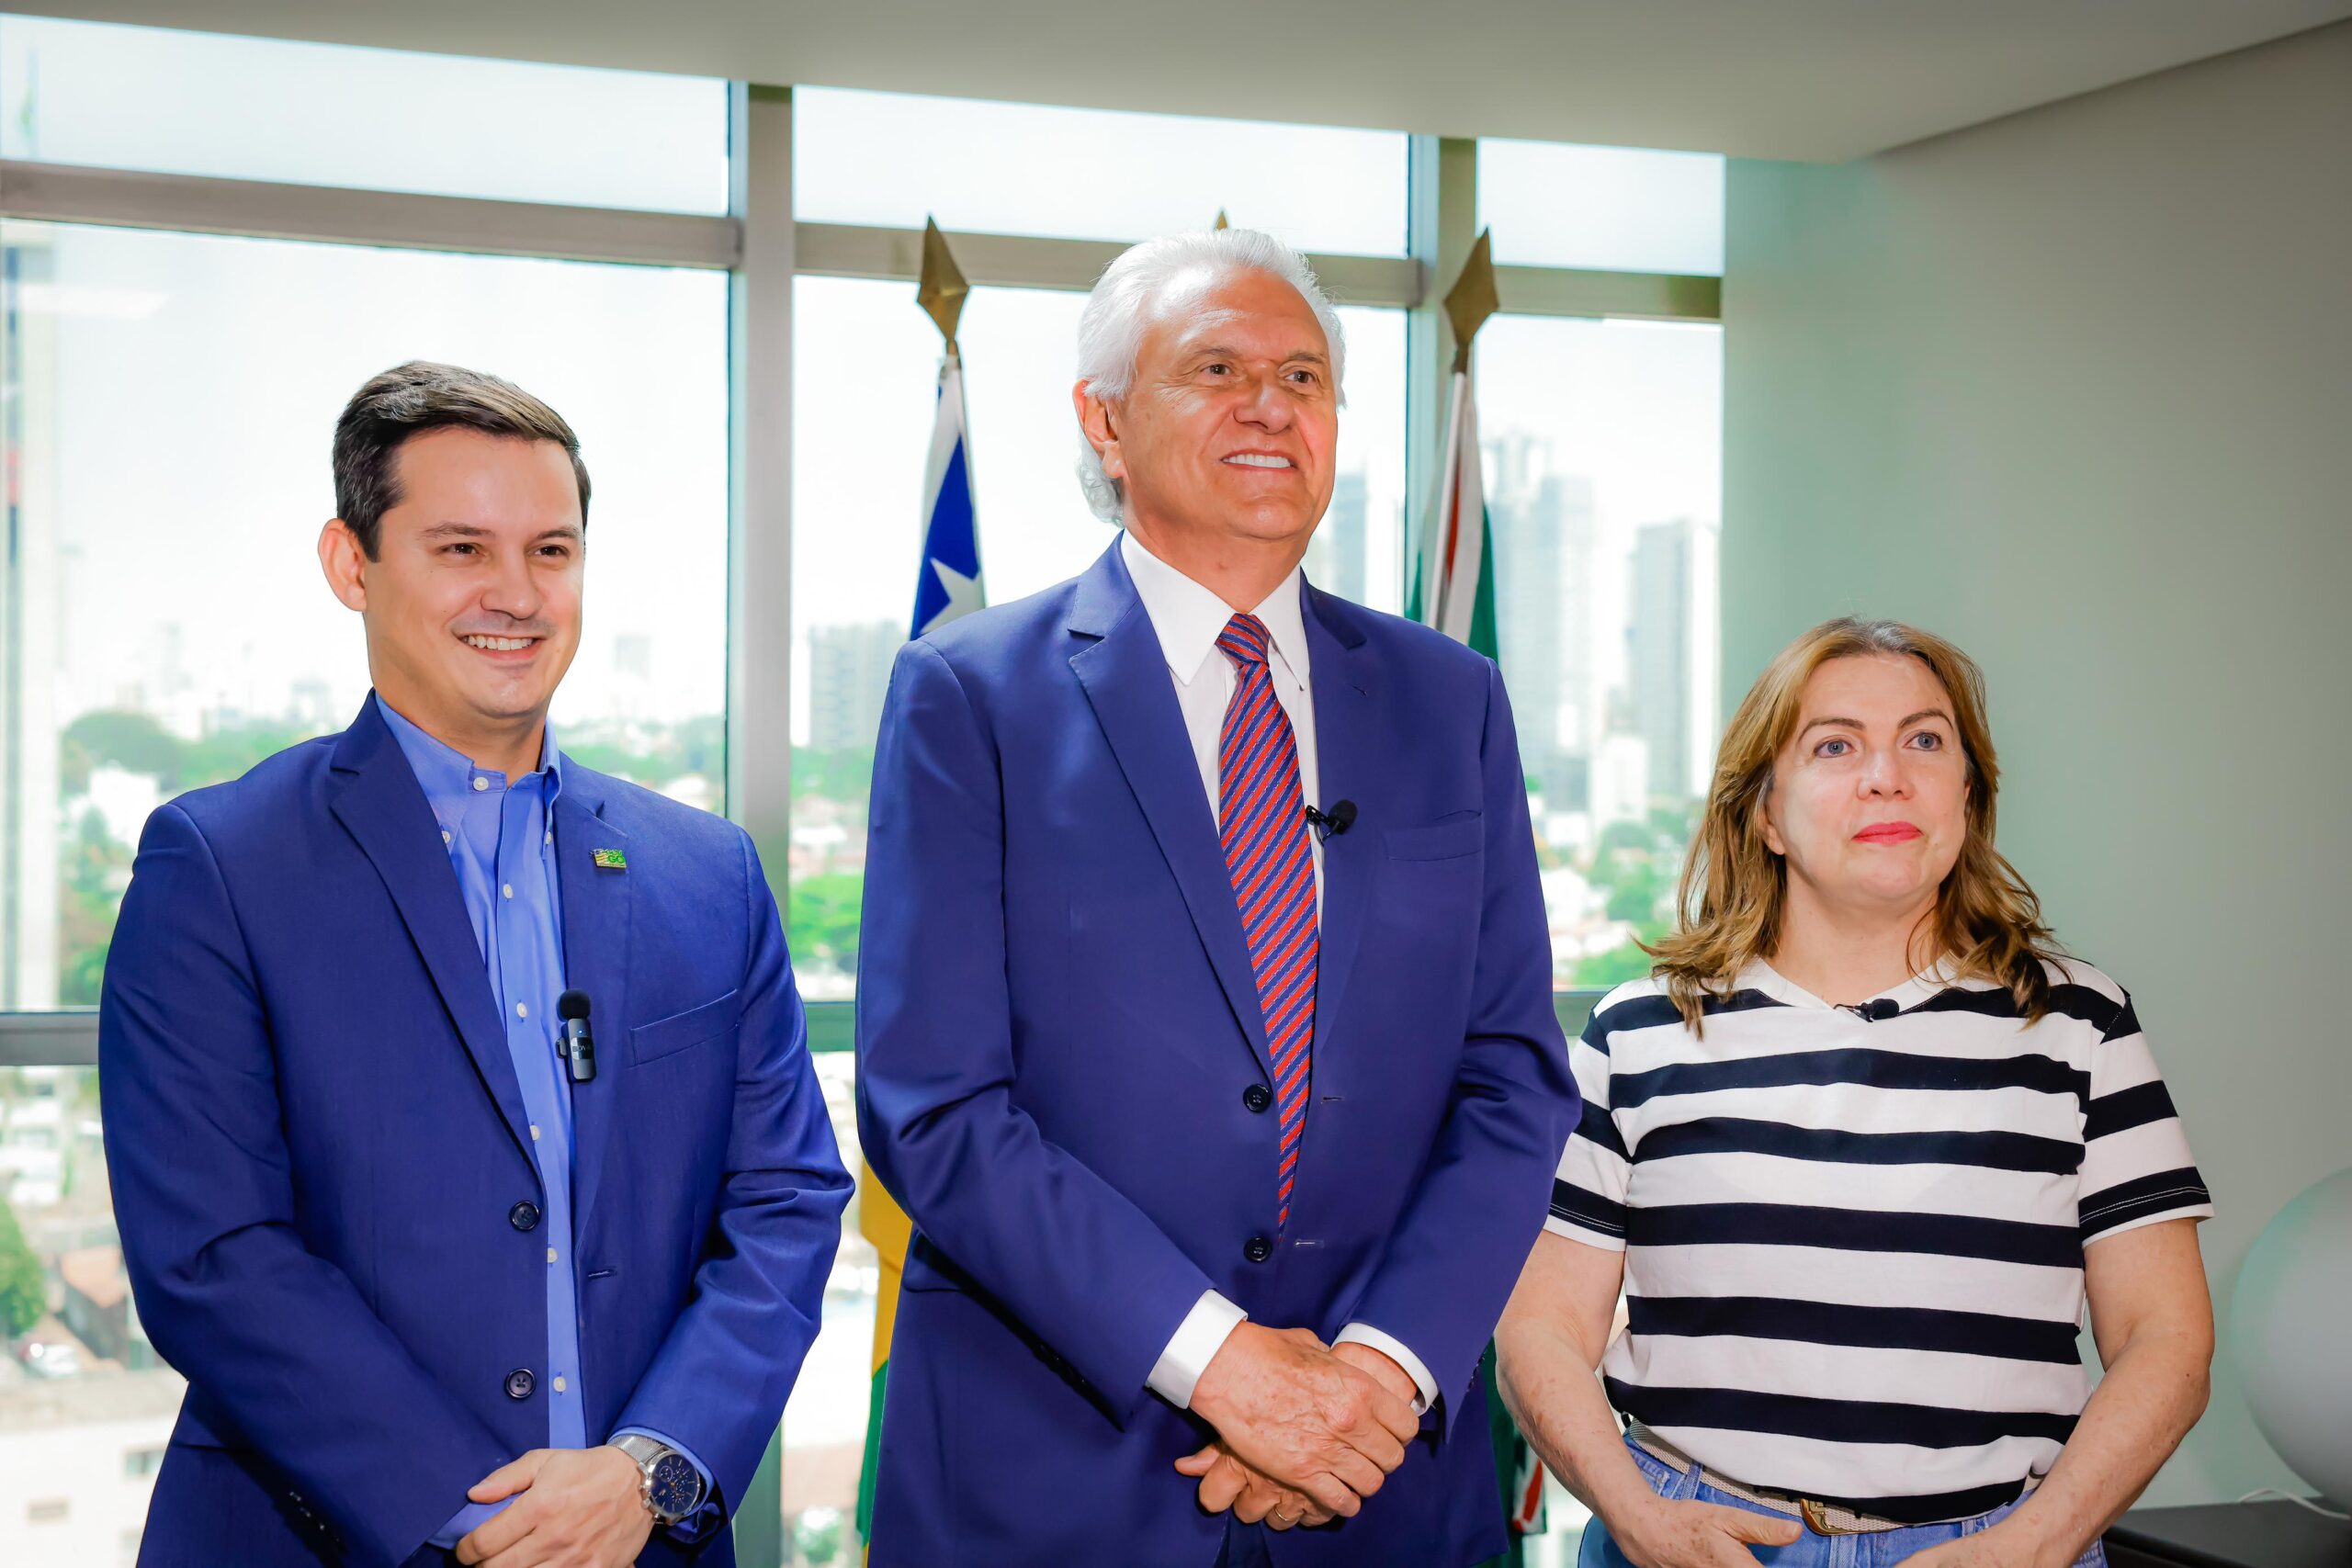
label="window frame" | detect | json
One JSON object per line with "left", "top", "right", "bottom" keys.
{"left": 0, "top": 58, "right": 1719, "bottom": 1568}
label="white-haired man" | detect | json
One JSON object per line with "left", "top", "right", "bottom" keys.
{"left": 856, "top": 229, "right": 1577, "bottom": 1567}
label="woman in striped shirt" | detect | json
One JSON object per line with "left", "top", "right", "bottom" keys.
{"left": 1496, "top": 618, "right": 2213, "bottom": 1568}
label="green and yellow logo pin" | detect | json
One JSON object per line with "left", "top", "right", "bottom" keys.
{"left": 592, "top": 848, "right": 628, "bottom": 871}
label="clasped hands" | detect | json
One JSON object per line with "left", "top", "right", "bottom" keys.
{"left": 453, "top": 1445, "right": 652, "bottom": 1568}
{"left": 1177, "top": 1324, "right": 1421, "bottom": 1531}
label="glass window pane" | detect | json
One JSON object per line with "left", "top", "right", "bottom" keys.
{"left": 1476, "top": 315, "right": 1722, "bottom": 987}
{"left": 794, "top": 88, "right": 1408, "bottom": 255}
{"left": 0, "top": 220, "right": 729, "bottom": 1011}
{"left": 0, "top": 1068, "right": 186, "bottom": 1565}
{"left": 787, "top": 275, "right": 1406, "bottom": 999}
{"left": 778, "top": 1044, "right": 873, "bottom": 1558}
{"left": 1477, "top": 139, "right": 1724, "bottom": 276}
{"left": 0, "top": 16, "right": 729, "bottom": 214}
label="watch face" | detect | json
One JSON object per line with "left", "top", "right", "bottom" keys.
{"left": 648, "top": 1452, "right": 701, "bottom": 1519}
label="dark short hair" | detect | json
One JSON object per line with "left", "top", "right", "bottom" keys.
{"left": 333, "top": 360, "right": 591, "bottom": 558}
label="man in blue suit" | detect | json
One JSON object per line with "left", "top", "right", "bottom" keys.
{"left": 857, "top": 230, "right": 1579, "bottom": 1567}
{"left": 99, "top": 361, "right": 850, "bottom": 1567}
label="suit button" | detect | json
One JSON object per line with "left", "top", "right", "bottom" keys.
{"left": 1244, "top": 1235, "right": 1272, "bottom": 1264}
{"left": 504, "top": 1369, "right": 536, "bottom": 1401}
{"left": 509, "top": 1201, "right": 540, "bottom": 1232}
{"left": 1243, "top": 1085, "right": 1272, "bottom": 1113}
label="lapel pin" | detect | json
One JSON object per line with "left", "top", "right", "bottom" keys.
{"left": 592, "top": 848, "right": 628, "bottom": 871}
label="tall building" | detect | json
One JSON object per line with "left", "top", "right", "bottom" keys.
{"left": 1306, "top": 472, "right": 1368, "bottom": 604}
{"left": 805, "top": 620, "right": 902, "bottom": 755}
{"left": 1628, "top": 517, "right": 1720, "bottom": 801}
{"left": 1485, "top": 436, "right": 1599, "bottom": 811}
{"left": 2, "top": 229, "right": 62, "bottom": 1009}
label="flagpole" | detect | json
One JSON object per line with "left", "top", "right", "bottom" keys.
{"left": 1411, "top": 229, "right": 1544, "bottom": 1567}
{"left": 858, "top": 217, "right": 983, "bottom": 1562}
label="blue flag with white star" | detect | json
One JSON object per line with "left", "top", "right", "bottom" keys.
{"left": 910, "top": 352, "right": 984, "bottom": 637}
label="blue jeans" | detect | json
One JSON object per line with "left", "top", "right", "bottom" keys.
{"left": 1578, "top": 1436, "right": 2107, "bottom": 1568}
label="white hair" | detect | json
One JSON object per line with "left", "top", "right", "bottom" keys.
{"left": 1073, "top": 228, "right": 1348, "bottom": 524}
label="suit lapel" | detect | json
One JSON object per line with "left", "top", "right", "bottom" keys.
{"left": 1067, "top": 545, "right": 1277, "bottom": 1081}
{"left": 327, "top": 704, "right": 536, "bottom": 1171}
{"left": 554, "top": 784, "right": 632, "bottom": 1240}
{"left": 1303, "top": 587, "right": 1375, "bottom": 1054}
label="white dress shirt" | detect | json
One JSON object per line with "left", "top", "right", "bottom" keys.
{"left": 1119, "top": 530, "right": 1439, "bottom": 1418}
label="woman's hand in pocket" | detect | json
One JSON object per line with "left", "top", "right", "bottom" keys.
{"left": 1611, "top": 1495, "right": 1804, "bottom": 1567}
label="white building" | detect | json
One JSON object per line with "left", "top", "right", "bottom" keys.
{"left": 0, "top": 1367, "right": 185, "bottom": 1568}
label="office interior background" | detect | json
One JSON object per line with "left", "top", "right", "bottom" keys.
{"left": 0, "top": 4, "right": 2344, "bottom": 1563}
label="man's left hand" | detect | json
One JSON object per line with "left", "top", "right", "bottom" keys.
{"left": 455, "top": 1446, "right": 654, "bottom": 1568}
{"left": 1177, "top": 1339, "right": 1423, "bottom": 1527}
{"left": 1330, "top": 1341, "right": 1420, "bottom": 1413}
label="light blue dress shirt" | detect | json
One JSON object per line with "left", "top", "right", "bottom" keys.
{"left": 376, "top": 699, "right": 714, "bottom": 1551}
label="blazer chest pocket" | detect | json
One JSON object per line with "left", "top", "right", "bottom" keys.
{"left": 629, "top": 988, "right": 741, "bottom": 1067}
{"left": 1383, "top": 814, "right": 1484, "bottom": 862}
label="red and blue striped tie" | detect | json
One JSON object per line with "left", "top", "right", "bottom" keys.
{"left": 1216, "top": 613, "right": 1317, "bottom": 1228}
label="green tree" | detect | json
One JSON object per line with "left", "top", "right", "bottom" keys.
{"left": 1604, "top": 858, "right": 1668, "bottom": 924}
{"left": 792, "top": 1507, "right": 842, "bottom": 1566}
{"left": 59, "top": 807, "right": 132, "bottom": 1006}
{"left": 790, "top": 747, "right": 876, "bottom": 804}
{"left": 0, "top": 1201, "right": 46, "bottom": 1339}
{"left": 786, "top": 873, "right": 865, "bottom": 976}
{"left": 180, "top": 719, "right": 311, "bottom": 790}
{"left": 62, "top": 710, "right": 185, "bottom": 787}
{"left": 1571, "top": 930, "right": 1666, "bottom": 990}
{"left": 565, "top": 715, "right": 726, "bottom": 797}
{"left": 1595, "top": 818, "right": 1654, "bottom": 860}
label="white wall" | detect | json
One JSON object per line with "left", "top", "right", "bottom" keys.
{"left": 1723, "top": 20, "right": 2352, "bottom": 1505}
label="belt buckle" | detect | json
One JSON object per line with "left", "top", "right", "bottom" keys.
{"left": 1799, "top": 1497, "right": 1860, "bottom": 1536}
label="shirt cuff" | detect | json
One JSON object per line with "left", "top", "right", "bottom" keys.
{"left": 1336, "top": 1322, "right": 1438, "bottom": 1416}
{"left": 1147, "top": 1290, "right": 1250, "bottom": 1409}
{"left": 431, "top": 1499, "right": 511, "bottom": 1551}
{"left": 612, "top": 1427, "right": 722, "bottom": 1541}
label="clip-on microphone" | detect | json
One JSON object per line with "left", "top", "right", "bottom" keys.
{"left": 558, "top": 989, "right": 596, "bottom": 1084}
{"left": 1303, "top": 799, "right": 1358, "bottom": 842}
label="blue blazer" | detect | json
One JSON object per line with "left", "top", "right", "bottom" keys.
{"left": 856, "top": 542, "right": 1577, "bottom": 1567}
{"left": 98, "top": 698, "right": 850, "bottom": 1568}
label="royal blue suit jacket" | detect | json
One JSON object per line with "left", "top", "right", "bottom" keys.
{"left": 98, "top": 698, "right": 850, "bottom": 1568}
{"left": 856, "top": 543, "right": 1577, "bottom": 1567}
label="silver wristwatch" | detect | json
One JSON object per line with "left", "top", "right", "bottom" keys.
{"left": 609, "top": 1434, "right": 707, "bottom": 1527}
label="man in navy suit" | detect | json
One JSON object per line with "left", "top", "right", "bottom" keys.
{"left": 99, "top": 361, "right": 851, "bottom": 1567}
{"left": 856, "top": 230, "right": 1579, "bottom": 1567}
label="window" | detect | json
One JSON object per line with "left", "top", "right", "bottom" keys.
{"left": 1477, "top": 315, "right": 1723, "bottom": 989}
{"left": 1478, "top": 139, "right": 1725, "bottom": 276}
{"left": 0, "top": 220, "right": 729, "bottom": 1010}
{"left": 3, "top": 17, "right": 1724, "bottom": 1564}
{"left": 0, "top": 1068, "right": 180, "bottom": 1562}
{"left": 796, "top": 88, "right": 1408, "bottom": 254}
{"left": 0, "top": 15, "right": 729, "bottom": 212}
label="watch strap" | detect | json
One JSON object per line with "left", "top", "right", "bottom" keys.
{"left": 608, "top": 1434, "right": 703, "bottom": 1526}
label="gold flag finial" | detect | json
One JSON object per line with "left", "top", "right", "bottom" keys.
{"left": 1444, "top": 229, "right": 1499, "bottom": 373}
{"left": 917, "top": 217, "right": 969, "bottom": 355}
{"left": 1213, "top": 208, "right": 1230, "bottom": 231}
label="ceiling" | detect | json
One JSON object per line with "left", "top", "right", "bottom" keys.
{"left": 16, "top": 1, "right": 2352, "bottom": 162}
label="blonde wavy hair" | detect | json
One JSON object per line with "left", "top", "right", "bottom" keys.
{"left": 1647, "top": 617, "right": 2064, "bottom": 1032}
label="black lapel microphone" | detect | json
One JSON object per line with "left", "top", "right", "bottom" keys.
{"left": 1303, "top": 800, "right": 1358, "bottom": 842}
{"left": 1838, "top": 998, "right": 1902, "bottom": 1022}
{"left": 558, "top": 989, "right": 596, "bottom": 1083}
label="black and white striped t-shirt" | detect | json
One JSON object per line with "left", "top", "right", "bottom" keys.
{"left": 1550, "top": 957, "right": 2211, "bottom": 1524}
